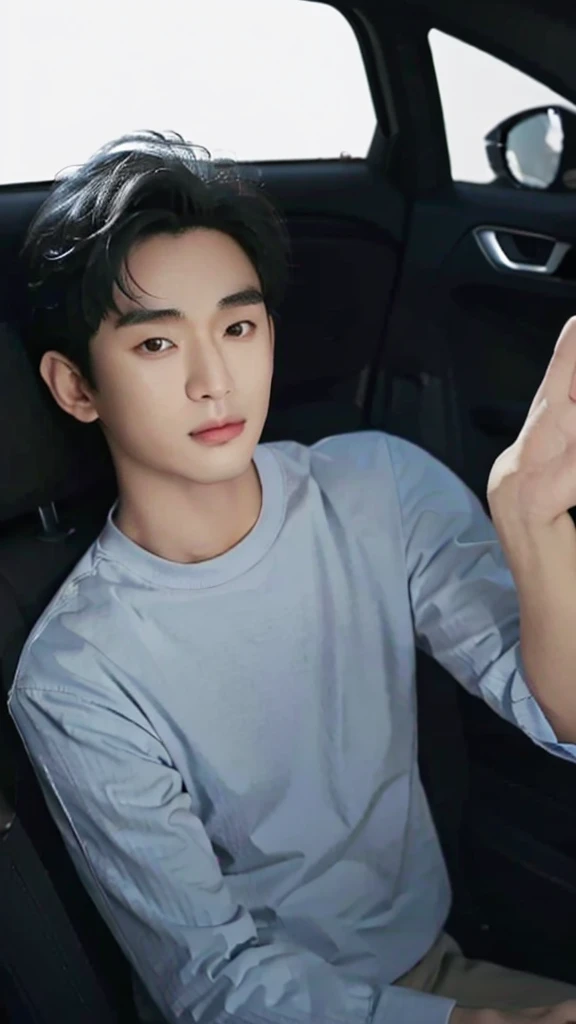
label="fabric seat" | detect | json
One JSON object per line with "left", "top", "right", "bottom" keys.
{"left": 0, "top": 322, "right": 471, "bottom": 1021}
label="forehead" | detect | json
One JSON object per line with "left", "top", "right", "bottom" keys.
{"left": 119, "top": 228, "right": 259, "bottom": 310}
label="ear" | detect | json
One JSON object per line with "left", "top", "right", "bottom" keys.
{"left": 39, "top": 351, "right": 100, "bottom": 424}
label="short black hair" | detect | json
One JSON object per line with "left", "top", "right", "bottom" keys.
{"left": 23, "top": 130, "right": 290, "bottom": 389}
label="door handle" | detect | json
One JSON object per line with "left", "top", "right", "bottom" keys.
{"left": 474, "top": 226, "right": 571, "bottom": 275}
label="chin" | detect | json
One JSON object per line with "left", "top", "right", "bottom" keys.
{"left": 185, "top": 446, "right": 257, "bottom": 486}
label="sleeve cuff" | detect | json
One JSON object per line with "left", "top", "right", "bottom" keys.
{"left": 510, "top": 669, "right": 576, "bottom": 762}
{"left": 375, "top": 984, "right": 456, "bottom": 1024}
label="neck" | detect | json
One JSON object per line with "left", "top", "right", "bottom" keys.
{"left": 112, "top": 460, "right": 262, "bottom": 564}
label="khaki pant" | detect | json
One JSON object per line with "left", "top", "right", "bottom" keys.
{"left": 394, "top": 932, "right": 576, "bottom": 1010}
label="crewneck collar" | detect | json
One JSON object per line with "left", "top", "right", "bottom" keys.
{"left": 96, "top": 445, "right": 286, "bottom": 589}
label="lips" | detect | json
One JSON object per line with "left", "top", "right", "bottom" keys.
{"left": 190, "top": 420, "right": 246, "bottom": 445}
{"left": 191, "top": 418, "right": 244, "bottom": 436}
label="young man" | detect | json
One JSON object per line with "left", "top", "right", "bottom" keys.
{"left": 7, "top": 131, "right": 576, "bottom": 1024}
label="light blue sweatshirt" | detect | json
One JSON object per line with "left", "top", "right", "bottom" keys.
{"left": 8, "top": 431, "right": 576, "bottom": 1024}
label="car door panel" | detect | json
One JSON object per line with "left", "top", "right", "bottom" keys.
{"left": 378, "top": 174, "right": 576, "bottom": 977}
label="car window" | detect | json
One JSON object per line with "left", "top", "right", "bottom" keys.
{"left": 429, "top": 29, "right": 576, "bottom": 184}
{"left": 0, "top": 0, "right": 377, "bottom": 186}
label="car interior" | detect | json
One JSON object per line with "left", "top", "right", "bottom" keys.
{"left": 1, "top": 0, "right": 576, "bottom": 1020}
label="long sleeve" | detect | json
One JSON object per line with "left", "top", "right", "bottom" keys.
{"left": 387, "top": 432, "right": 576, "bottom": 763}
{"left": 8, "top": 659, "right": 456, "bottom": 1024}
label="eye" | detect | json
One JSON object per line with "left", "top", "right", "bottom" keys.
{"left": 137, "top": 338, "right": 175, "bottom": 354}
{"left": 225, "top": 320, "right": 255, "bottom": 339}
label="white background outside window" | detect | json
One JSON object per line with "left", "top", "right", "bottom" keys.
{"left": 4, "top": 7, "right": 576, "bottom": 187}
{"left": 0, "top": 0, "right": 376, "bottom": 184}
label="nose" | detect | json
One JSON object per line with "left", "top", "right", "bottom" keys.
{"left": 184, "top": 341, "right": 234, "bottom": 402}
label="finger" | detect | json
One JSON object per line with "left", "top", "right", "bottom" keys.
{"left": 535, "top": 317, "right": 576, "bottom": 406}
{"left": 518, "top": 1000, "right": 576, "bottom": 1019}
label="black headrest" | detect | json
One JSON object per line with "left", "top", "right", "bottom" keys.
{"left": 0, "top": 323, "right": 115, "bottom": 527}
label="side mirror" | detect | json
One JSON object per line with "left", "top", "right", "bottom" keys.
{"left": 485, "top": 105, "right": 576, "bottom": 192}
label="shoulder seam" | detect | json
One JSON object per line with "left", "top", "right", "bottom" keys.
{"left": 10, "top": 556, "right": 105, "bottom": 693}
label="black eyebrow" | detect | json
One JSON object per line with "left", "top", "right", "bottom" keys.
{"left": 114, "top": 288, "right": 264, "bottom": 329}
{"left": 115, "top": 307, "right": 183, "bottom": 329}
{"left": 217, "top": 287, "right": 264, "bottom": 310}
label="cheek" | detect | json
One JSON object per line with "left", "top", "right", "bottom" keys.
{"left": 240, "top": 342, "right": 274, "bottom": 391}
{"left": 245, "top": 365, "right": 273, "bottom": 407}
{"left": 94, "top": 377, "right": 171, "bottom": 451}
{"left": 97, "top": 359, "right": 176, "bottom": 413}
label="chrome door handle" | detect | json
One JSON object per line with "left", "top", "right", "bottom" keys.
{"left": 474, "top": 227, "right": 571, "bottom": 275}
